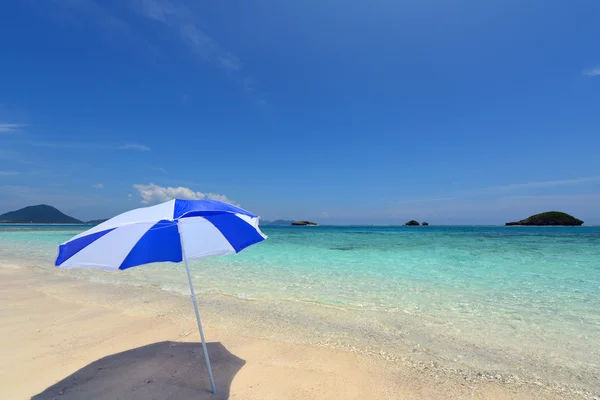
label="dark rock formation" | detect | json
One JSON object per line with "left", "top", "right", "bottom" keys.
{"left": 291, "top": 221, "right": 318, "bottom": 226}
{"left": 0, "top": 204, "right": 82, "bottom": 224}
{"left": 421, "top": 222, "right": 429, "bottom": 226}
{"left": 506, "top": 211, "right": 583, "bottom": 226}
{"left": 404, "top": 220, "right": 420, "bottom": 226}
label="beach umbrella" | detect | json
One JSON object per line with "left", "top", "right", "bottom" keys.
{"left": 55, "top": 199, "right": 267, "bottom": 393}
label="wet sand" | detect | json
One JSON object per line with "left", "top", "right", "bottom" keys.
{"left": 0, "top": 267, "right": 588, "bottom": 399}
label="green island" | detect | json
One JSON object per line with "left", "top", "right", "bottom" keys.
{"left": 506, "top": 211, "right": 584, "bottom": 226}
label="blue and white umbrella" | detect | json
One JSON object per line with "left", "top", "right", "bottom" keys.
{"left": 55, "top": 199, "right": 267, "bottom": 393}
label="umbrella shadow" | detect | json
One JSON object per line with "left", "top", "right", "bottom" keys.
{"left": 32, "top": 341, "right": 245, "bottom": 400}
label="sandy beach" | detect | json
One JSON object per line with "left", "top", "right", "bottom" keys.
{"left": 1, "top": 266, "right": 582, "bottom": 400}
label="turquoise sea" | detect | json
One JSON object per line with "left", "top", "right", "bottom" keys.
{"left": 1, "top": 225, "right": 599, "bottom": 394}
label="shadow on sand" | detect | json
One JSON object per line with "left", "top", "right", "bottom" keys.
{"left": 32, "top": 341, "right": 245, "bottom": 400}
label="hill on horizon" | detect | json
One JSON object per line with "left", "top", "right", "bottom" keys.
{"left": 85, "top": 219, "right": 109, "bottom": 225}
{"left": 0, "top": 205, "right": 83, "bottom": 224}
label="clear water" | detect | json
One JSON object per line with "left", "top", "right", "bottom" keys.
{"left": 2, "top": 225, "right": 600, "bottom": 392}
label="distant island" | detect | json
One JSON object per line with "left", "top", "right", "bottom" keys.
{"left": 260, "top": 219, "right": 318, "bottom": 226}
{"left": 506, "top": 211, "right": 583, "bottom": 226}
{"left": 261, "top": 219, "right": 294, "bottom": 226}
{"left": 404, "top": 220, "right": 429, "bottom": 226}
{"left": 291, "top": 221, "right": 318, "bottom": 226}
{"left": 0, "top": 204, "right": 82, "bottom": 224}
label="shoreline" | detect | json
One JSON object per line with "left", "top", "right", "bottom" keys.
{"left": 1, "top": 265, "right": 595, "bottom": 399}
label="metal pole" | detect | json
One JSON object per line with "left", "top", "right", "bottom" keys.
{"left": 179, "top": 226, "right": 217, "bottom": 394}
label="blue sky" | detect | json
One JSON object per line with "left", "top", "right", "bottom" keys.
{"left": 1, "top": 0, "right": 599, "bottom": 224}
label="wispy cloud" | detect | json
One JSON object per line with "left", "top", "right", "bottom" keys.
{"left": 118, "top": 143, "right": 151, "bottom": 151}
{"left": 130, "top": 0, "right": 265, "bottom": 103}
{"left": 583, "top": 66, "right": 600, "bottom": 77}
{"left": 0, "top": 171, "right": 19, "bottom": 176}
{"left": 92, "top": 183, "right": 104, "bottom": 189}
{"left": 0, "top": 149, "right": 43, "bottom": 167}
{"left": 0, "top": 123, "right": 26, "bottom": 133}
{"left": 133, "top": 182, "right": 238, "bottom": 205}
{"left": 132, "top": 0, "right": 241, "bottom": 71}
{"left": 178, "top": 24, "right": 242, "bottom": 72}
{"left": 484, "top": 176, "right": 600, "bottom": 192}
{"left": 392, "top": 177, "right": 600, "bottom": 206}
{"left": 14, "top": 140, "right": 151, "bottom": 151}
{"left": 45, "top": 0, "right": 266, "bottom": 105}
{"left": 18, "top": 140, "right": 102, "bottom": 149}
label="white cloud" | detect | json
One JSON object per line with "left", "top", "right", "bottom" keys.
{"left": 583, "top": 66, "right": 600, "bottom": 77}
{"left": 118, "top": 143, "right": 151, "bottom": 151}
{"left": 93, "top": 183, "right": 104, "bottom": 189}
{"left": 132, "top": 183, "right": 238, "bottom": 205}
{"left": 0, "top": 171, "right": 19, "bottom": 176}
{"left": 0, "top": 123, "right": 26, "bottom": 133}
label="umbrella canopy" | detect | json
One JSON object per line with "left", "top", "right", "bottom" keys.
{"left": 56, "top": 199, "right": 266, "bottom": 270}
{"left": 55, "top": 199, "right": 267, "bottom": 394}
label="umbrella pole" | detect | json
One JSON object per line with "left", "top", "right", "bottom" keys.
{"left": 180, "top": 232, "right": 217, "bottom": 394}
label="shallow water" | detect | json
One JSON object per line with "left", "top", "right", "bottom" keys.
{"left": 1, "top": 225, "right": 599, "bottom": 394}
